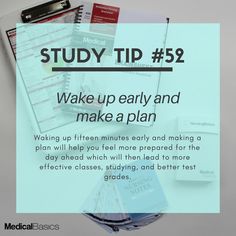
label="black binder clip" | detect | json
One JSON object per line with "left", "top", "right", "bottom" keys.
{"left": 21, "top": 0, "right": 71, "bottom": 23}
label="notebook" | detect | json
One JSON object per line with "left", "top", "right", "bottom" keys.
{"left": 63, "top": 1, "right": 169, "bottom": 126}
{"left": 0, "top": 0, "right": 169, "bottom": 150}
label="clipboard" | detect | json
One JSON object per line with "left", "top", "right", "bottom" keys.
{"left": 0, "top": 0, "right": 88, "bottom": 70}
